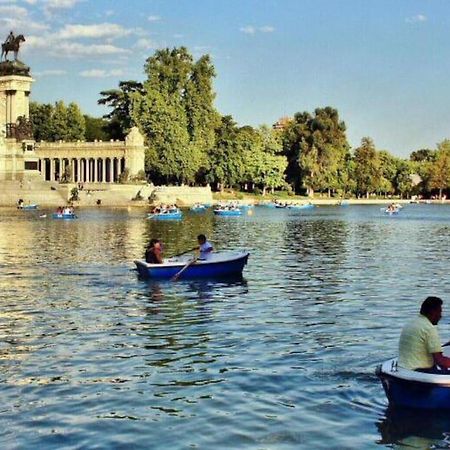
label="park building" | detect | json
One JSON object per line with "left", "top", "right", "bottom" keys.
{"left": 0, "top": 54, "right": 145, "bottom": 183}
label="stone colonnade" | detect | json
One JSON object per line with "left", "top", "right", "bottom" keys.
{"left": 39, "top": 156, "right": 125, "bottom": 183}
{"left": 34, "top": 138, "right": 142, "bottom": 183}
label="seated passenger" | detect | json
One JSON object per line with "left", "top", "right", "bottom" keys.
{"left": 145, "top": 239, "right": 163, "bottom": 264}
{"left": 399, "top": 296, "right": 450, "bottom": 373}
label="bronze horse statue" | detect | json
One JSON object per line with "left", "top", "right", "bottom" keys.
{"left": 1, "top": 34, "right": 25, "bottom": 61}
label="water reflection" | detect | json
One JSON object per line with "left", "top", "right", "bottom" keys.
{"left": 377, "top": 407, "right": 450, "bottom": 448}
{"left": 141, "top": 275, "right": 248, "bottom": 303}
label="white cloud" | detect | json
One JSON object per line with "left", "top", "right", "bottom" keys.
{"left": 0, "top": 5, "right": 28, "bottom": 15}
{"left": 57, "top": 23, "right": 131, "bottom": 39}
{"left": 147, "top": 15, "right": 161, "bottom": 22}
{"left": 34, "top": 69, "right": 67, "bottom": 76}
{"left": 80, "top": 68, "right": 124, "bottom": 77}
{"left": 45, "top": 0, "right": 81, "bottom": 9}
{"left": 240, "top": 25, "right": 275, "bottom": 35}
{"left": 259, "top": 25, "right": 275, "bottom": 33}
{"left": 240, "top": 25, "right": 256, "bottom": 35}
{"left": 135, "top": 38, "right": 156, "bottom": 50}
{"left": 25, "top": 35, "right": 130, "bottom": 57}
{"left": 406, "top": 14, "right": 427, "bottom": 24}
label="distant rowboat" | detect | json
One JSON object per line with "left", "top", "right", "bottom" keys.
{"left": 148, "top": 209, "right": 182, "bottom": 220}
{"left": 52, "top": 213, "right": 77, "bottom": 220}
{"left": 18, "top": 204, "right": 39, "bottom": 210}
{"left": 213, "top": 208, "right": 242, "bottom": 217}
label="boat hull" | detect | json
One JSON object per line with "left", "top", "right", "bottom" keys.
{"left": 191, "top": 206, "right": 207, "bottom": 213}
{"left": 148, "top": 212, "right": 182, "bottom": 220}
{"left": 288, "top": 204, "right": 315, "bottom": 210}
{"left": 135, "top": 251, "right": 249, "bottom": 279}
{"left": 377, "top": 356, "right": 450, "bottom": 409}
{"left": 214, "top": 209, "right": 242, "bottom": 216}
{"left": 18, "top": 204, "right": 39, "bottom": 210}
{"left": 52, "top": 213, "right": 77, "bottom": 220}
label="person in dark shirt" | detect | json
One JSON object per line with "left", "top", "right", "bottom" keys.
{"left": 145, "top": 239, "right": 163, "bottom": 264}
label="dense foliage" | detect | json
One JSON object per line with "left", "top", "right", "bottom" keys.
{"left": 29, "top": 47, "right": 450, "bottom": 198}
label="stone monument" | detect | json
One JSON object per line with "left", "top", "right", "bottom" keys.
{"left": 0, "top": 31, "right": 36, "bottom": 181}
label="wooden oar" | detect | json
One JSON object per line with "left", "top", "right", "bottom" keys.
{"left": 171, "top": 257, "right": 198, "bottom": 281}
{"left": 172, "top": 248, "right": 196, "bottom": 258}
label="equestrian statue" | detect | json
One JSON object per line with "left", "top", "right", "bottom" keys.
{"left": 1, "top": 31, "right": 25, "bottom": 61}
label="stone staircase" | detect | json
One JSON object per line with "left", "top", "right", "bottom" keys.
{"left": 0, "top": 178, "right": 68, "bottom": 207}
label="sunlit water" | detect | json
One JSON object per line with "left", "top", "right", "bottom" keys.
{"left": 1, "top": 204, "right": 450, "bottom": 449}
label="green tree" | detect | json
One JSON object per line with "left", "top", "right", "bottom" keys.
{"left": 99, "top": 80, "right": 144, "bottom": 140}
{"left": 282, "top": 107, "right": 349, "bottom": 196}
{"left": 29, "top": 101, "right": 53, "bottom": 141}
{"left": 206, "top": 115, "right": 245, "bottom": 191}
{"left": 132, "top": 47, "right": 219, "bottom": 184}
{"left": 66, "top": 102, "right": 86, "bottom": 141}
{"left": 84, "top": 115, "right": 110, "bottom": 141}
{"left": 243, "top": 125, "right": 287, "bottom": 195}
{"left": 429, "top": 140, "right": 450, "bottom": 199}
{"left": 184, "top": 55, "right": 221, "bottom": 182}
{"left": 395, "top": 160, "right": 413, "bottom": 198}
{"left": 353, "top": 137, "right": 382, "bottom": 197}
{"left": 50, "top": 100, "right": 69, "bottom": 141}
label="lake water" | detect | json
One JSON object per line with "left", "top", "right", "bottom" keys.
{"left": 1, "top": 204, "right": 450, "bottom": 449}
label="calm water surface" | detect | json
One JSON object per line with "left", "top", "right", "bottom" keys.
{"left": 1, "top": 204, "right": 450, "bottom": 449}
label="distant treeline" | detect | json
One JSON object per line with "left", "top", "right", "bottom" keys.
{"left": 29, "top": 47, "right": 450, "bottom": 198}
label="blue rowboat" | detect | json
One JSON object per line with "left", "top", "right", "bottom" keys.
{"left": 383, "top": 209, "right": 399, "bottom": 215}
{"left": 18, "top": 204, "right": 39, "bottom": 210}
{"left": 213, "top": 208, "right": 242, "bottom": 217}
{"left": 148, "top": 209, "right": 182, "bottom": 220}
{"left": 376, "top": 352, "right": 450, "bottom": 409}
{"left": 258, "top": 202, "right": 278, "bottom": 208}
{"left": 287, "top": 203, "right": 315, "bottom": 210}
{"left": 134, "top": 251, "right": 250, "bottom": 279}
{"left": 191, "top": 205, "right": 207, "bottom": 212}
{"left": 52, "top": 213, "right": 77, "bottom": 220}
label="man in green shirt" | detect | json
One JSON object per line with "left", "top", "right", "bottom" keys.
{"left": 399, "top": 296, "right": 450, "bottom": 372}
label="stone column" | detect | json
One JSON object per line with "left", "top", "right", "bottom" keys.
{"left": 57, "top": 158, "right": 62, "bottom": 181}
{"left": 109, "top": 158, "right": 113, "bottom": 183}
{"left": 86, "top": 158, "right": 90, "bottom": 183}
{"left": 76, "top": 158, "right": 81, "bottom": 182}
{"left": 102, "top": 158, "right": 106, "bottom": 183}
{"left": 93, "top": 158, "right": 98, "bottom": 182}
{"left": 71, "top": 159, "right": 75, "bottom": 182}
{"left": 50, "top": 158, "right": 55, "bottom": 181}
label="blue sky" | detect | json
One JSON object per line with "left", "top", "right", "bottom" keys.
{"left": 2, "top": 0, "right": 450, "bottom": 157}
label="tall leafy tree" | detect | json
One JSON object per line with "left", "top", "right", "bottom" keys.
{"left": 84, "top": 115, "right": 110, "bottom": 141}
{"left": 242, "top": 125, "right": 287, "bottom": 195}
{"left": 50, "top": 101, "right": 70, "bottom": 141}
{"left": 66, "top": 102, "right": 86, "bottom": 141}
{"left": 429, "top": 140, "right": 450, "bottom": 199}
{"left": 132, "top": 48, "right": 192, "bottom": 184}
{"left": 29, "top": 101, "right": 53, "bottom": 141}
{"left": 98, "top": 80, "right": 144, "bottom": 140}
{"left": 184, "top": 55, "right": 221, "bottom": 181}
{"left": 206, "top": 115, "right": 245, "bottom": 191}
{"left": 282, "top": 107, "right": 349, "bottom": 196}
{"left": 132, "top": 47, "right": 219, "bottom": 184}
{"left": 353, "top": 137, "right": 382, "bottom": 197}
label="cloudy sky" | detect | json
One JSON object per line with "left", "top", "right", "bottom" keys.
{"left": 2, "top": 0, "right": 450, "bottom": 157}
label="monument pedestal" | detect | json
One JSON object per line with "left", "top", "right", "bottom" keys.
{"left": 0, "top": 60, "right": 34, "bottom": 181}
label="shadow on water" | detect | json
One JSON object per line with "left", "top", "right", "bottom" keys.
{"left": 137, "top": 274, "right": 249, "bottom": 302}
{"left": 377, "top": 407, "right": 450, "bottom": 448}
